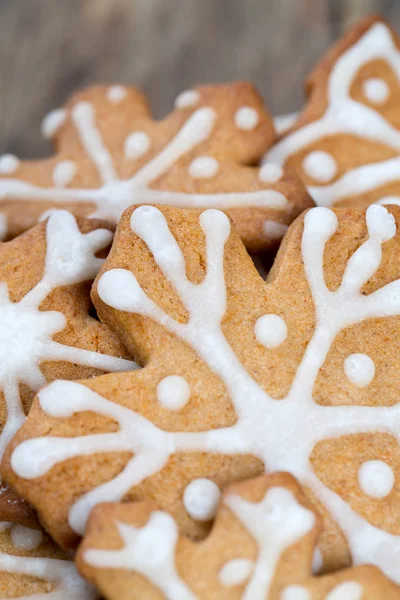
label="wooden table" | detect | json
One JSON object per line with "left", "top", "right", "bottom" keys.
{"left": 0, "top": 0, "right": 398, "bottom": 158}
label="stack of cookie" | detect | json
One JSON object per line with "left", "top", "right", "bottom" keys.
{"left": 0, "top": 13, "right": 400, "bottom": 600}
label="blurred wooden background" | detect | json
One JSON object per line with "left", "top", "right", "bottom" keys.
{"left": 0, "top": 0, "right": 399, "bottom": 158}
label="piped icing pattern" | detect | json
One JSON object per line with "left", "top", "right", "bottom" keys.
{"left": 266, "top": 21, "right": 400, "bottom": 207}
{"left": 0, "top": 210, "right": 135, "bottom": 462}
{"left": 0, "top": 83, "right": 312, "bottom": 249}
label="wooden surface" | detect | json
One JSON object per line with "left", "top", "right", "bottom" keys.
{"left": 0, "top": 0, "right": 399, "bottom": 158}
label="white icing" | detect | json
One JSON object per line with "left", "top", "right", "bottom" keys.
{"left": 38, "top": 209, "right": 57, "bottom": 222}
{"left": 10, "top": 524, "right": 43, "bottom": 551}
{"left": 378, "top": 196, "right": 400, "bottom": 207}
{"left": 234, "top": 107, "right": 259, "bottom": 131}
{"left": 53, "top": 160, "right": 77, "bottom": 187}
{"left": 0, "top": 210, "right": 135, "bottom": 461}
{"left": 325, "top": 581, "right": 364, "bottom": 600}
{"left": 174, "top": 90, "right": 200, "bottom": 109}
{"left": 263, "top": 220, "right": 288, "bottom": 240}
{"left": 124, "top": 132, "right": 151, "bottom": 160}
{"left": 0, "top": 102, "right": 290, "bottom": 218}
{"left": 156, "top": 375, "right": 190, "bottom": 411}
{"left": 254, "top": 314, "right": 287, "bottom": 348}
{"left": 358, "top": 460, "right": 395, "bottom": 498}
{"left": 106, "top": 85, "right": 127, "bottom": 104}
{"left": 218, "top": 558, "right": 253, "bottom": 587}
{"left": 0, "top": 521, "right": 12, "bottom": 532}
{"left": 12, "top": 204, "right": 400, "bottom": 584}
{"left": 302, "top": 151, "right": 337, "bottom": 183}
{"left": 266, "top": 23, "right": 400, "bottom": 206}
{"left": 41, "top": 108, "right": 67, "bottom": 139}
{"left": 0, "top": 213, "right": 7, "bottom": 241}
{"left": 259, "top": 163, "right": 283, "bottom": 183}
{"left": 311, "top": 546, "right": 323, "bottom": 574}
{"left": 281, "top": 585, "right": 311, "bottom": 600}
{"left": 188, "top": 156, "right": 219, "bottom": 179}
{"left": 363, "top": 77, "right": 390, "bottom": 104}
{"left": 344, "top": 353, "right": 375, "bottom": 387}
{"left": 273, "top": 111, "right": 299, "bottom": 134}
{"left": 85, "top": 512, "right": 196, "bottom": 600}
{"left": 183, "top": 478, "right": 221, "bottom": 521}
{"left": 0, "top": 154, "right": 20, "bottom": 174}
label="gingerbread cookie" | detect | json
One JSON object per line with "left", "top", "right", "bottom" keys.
{"left": 0, "top": 82, "right": 312, "bottom": 251}
{"left": 4, "top": 203, "right": 400, "bottom": 585}
{"left": 265, "top": 15, "right": 400, "bottom": 210}
{"left": 77, "top": 473, "right": 399, "bottom": 599}
{"left": 0, "top": 516, "right": 96, "bottom": 598}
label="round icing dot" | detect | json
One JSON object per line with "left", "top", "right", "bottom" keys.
{"left": 219, "top": 558, "right": 253, "bottom": 587}
{"left": 263, "top": 220, "right": 288, "bottom": 241}
{"left": 156, "top": 375, "right": 190, "bottom": 411}
{"left": 174, "top": 89, "right": 200, "bottom": 109}
{"left": 0, "top": 213, "right": 7, "bottom": 241}
{"left": 124, "top": 131, "right": 151, "bottom": 160}
{"left": 0, "top": 154, "right": 20, "bottom": 174}
{"left": 106, "top": 85, "right": 127, "bottom": 104}
{"left": 358, "top": 460, "right": 395, "bottom": 498}
{"left": 183, "top": 478, "right": 221, "bottom": 521}
{"left": 254, "top": 314, "right": 287, "bottom": 349}
{"left": 234, "top": 106, "right": 259, "bottom": 131}
{"left": 10, "top": 525, "right": 43, "bottom": 551}
{"left": 52, "top": 160, "right": 77, "bottom": 187}
{"left": 41, "top": 108, "right": 67, "bottom": 139}
{"left": 311, "top": 547, "right": 323, "bottom": 574}
{"left": 302, "top": 151, "right": 337, "bottom": 183}
{"left": 325, "top": 581, "right": 363, "bottom": 600}
{"left": 344, "top": 353, "right": 375, "bottom": 388}
{"left": 259, "top": 163, "right": 283, "bottom": 183}
{"left": 188, "top": 156, "right": 219, "bottom": 179}
{"left": 281, "top": 585, "right": 311, "bottom": 600}
{"left": 363, "top": 77, "right": 390, "bottom": 104}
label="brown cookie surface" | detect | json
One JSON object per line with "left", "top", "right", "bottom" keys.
{"left": 0, "top": 82, "right": 312, "bottom": 251}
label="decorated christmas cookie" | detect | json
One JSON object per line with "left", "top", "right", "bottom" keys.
{"left": 0, "top": 516, "right": 96, "bottom": 598}
{"left": 265, "top": 16, "right": 400, "bottom": 210}
{"left": 4, "top": 203, "right": 400, "bottom": 585}
{"left": 0, "top": 82, "right": 312, "bottom": 251}
{"left": 77, "top": 473, "right": 399, "bottom": 600}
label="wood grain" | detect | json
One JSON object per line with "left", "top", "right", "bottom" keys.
{"left": 0, "top": 0, "right": 398, "bottom": 158}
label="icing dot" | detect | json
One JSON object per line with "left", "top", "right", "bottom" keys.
{"left": 302, "top": 151, "right": 337, "bottom": 183}
{"left": 312, "top": 547, "right": 323, "bottom": 574}
{"left": 363, "top": 78, "right": 390, "bottom": 104}
{"left": 263, "top": 220, "right": 288, "bottom": 240}
{"left": 358, "top": 460, "right": 395, "bottom": 498}
{"left": 10, "top": 525, "right": 43, "bottom": 551}
{"left": 41, "top": 108, "right": 67, "bottom": 139}
{"left": 234, "top": 107, "right": 259, "bottom": 131}
{"left": 0, "top": 154, "right": 20, "bottom": 174}
{"left": 0, "top": 213, "right": 7, "bottom": 241}
{"left": 344, "top": 353, "right": 375, "bottom": 388}
{"left": 0, "top": 522, "right": 12, "bottom": 532}
{"left": 156, "top": 375, "right": 190, "bottom": 411}
{"left": 183, "top": 478, "right": 221, "bottom": 521}
{"left": 175, "top": 89, "right": 200, "bottom": 109}
{"left": 188, "top": 156, "right": 219, "bottom": 179}
{"left": 219, "top": 558, "right": 253, "bottom": 587}
{"left": 259, "top": 163, "right": 283, "bottom": 183}
{"left": 325, "top": 582, "right": 363, "bottom": 600}
{"left": 254, "top": 314, "right": 287, "bottom": 348}
{"left": 124, "top": 132, "right": 151, "bottom": 160}
{"left": 107, "top": 85, "right": 127, "bottom": 104}
{"left": 281, "top": 585, "right": 311, "bottom": 600}
{"left": 52, "top": 160, "right": 77, "bottom": 187}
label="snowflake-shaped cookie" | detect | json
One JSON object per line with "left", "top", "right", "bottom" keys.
{"left": 0, "top": 82, "right": 312, "bottom": 251}
{"left": 4, "top": 203, "right": 400, "bottom": 584}
{"left": 266, "top": 16, "right": 400, "bottom": 210}
{"left": 77, "top": 474, "right": 399, "bottom": 600}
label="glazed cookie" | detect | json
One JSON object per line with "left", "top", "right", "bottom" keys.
{"left": 265, "top": 16, "right": 400, "bottom": 210}
{"left": 0, "top": 517, "right": 95, "bottom": 598}
{"left": 4, "top": 203, "right": 400, "bottom": 585}
{"left": 77, "top": 473, "right": 399, "bottom": 600}
{"left": 0, "top": 82, "right": 312, "bottom": 251}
